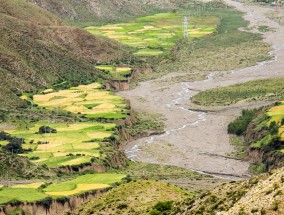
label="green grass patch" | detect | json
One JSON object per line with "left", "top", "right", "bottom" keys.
{"left": 44, "top": 173, "right": 125, "bottom": 196}
{"left": 192, "top": 78, "right": 284, "bottom": 106}
{"left": 0, "top": 188, "right": 48, "bottom": 204}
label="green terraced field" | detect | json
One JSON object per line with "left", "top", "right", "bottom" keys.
{"left": 6, "top": 121, "right": 116, "bottom": 167}
{"left": 0, "top": 173, "right": 125, "bottom": 204}
{"left": 44, "top": 173, "right": 126, "bottom": 196}
{"left": 86, "top": 13, "right": 219, "bottom": 56}
{"left": 7, "top": 82, "right": 130, "bottom": 167}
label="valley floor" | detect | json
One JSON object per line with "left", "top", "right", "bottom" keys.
{"left": 119, "top": 0, "right": 284, "bottom": 180}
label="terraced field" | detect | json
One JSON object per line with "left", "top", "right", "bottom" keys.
{"left": 32, "top": 83, "right": 128, "bottom": 119}
{"left": 2, "top": 82, "right": 129, "bottom": 168}
{"left": 5, "top": 121, "right": 115, "bottom": 167}
{"left": 86, "top": 13, "right": 220, "bottom": 56}
{"left": 0, "top": 173, "right": 125, "bottom": 204}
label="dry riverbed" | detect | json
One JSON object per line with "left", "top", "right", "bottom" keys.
{"left": 119, "top": 0, "right": 284, "bottom": 180}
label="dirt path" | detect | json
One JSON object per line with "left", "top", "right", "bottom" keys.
{"left": 119, "top": 1, "right": 284, "bottom": 180}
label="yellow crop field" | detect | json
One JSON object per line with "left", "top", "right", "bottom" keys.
{"left": 86, "top": 132, "right": 112, "bottom": 139}
{"left": 7, "top": 121, "right": 115, "bottom": 167}
{"left": 31, "top": 83, "right": 127, "bottom": 119}
{"left": 12, "top": 182, "right": 44, "bottom": 189}
{"left": 46, "top": 184, "right": 110, "bottom": 196}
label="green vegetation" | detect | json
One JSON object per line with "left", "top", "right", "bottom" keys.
{"left": 128, "top": 2, "right": 271, "bottom": 82}
{"left": 115, "top": 161, "right": 208, "bottom": 181}
{"left": 228, "top": 136, "right": 247, "bottom": 159}
{"left": 258, "top": 25, "right": 274, "bottom": 32}
{"left": 0, "top": 151, "right": 53, "bottom": 180}
{"left": 1, "top": 81, "right": 131, "bottom": 168}
{"left": 0, "top": 173, "right": 125, "bottom": 204}
{"left": 228, "top": 103, "right": 284, "bottom": 173}
{"left": 192, "top": 78, "right": 284, "bottom": 106}
{"left": 6, "top": 121, "right": 115, "bottom": 167}
{"left": 96, "top": 65, "right": 132, "bottom": 80}
{"left": 73, "top": 180, "right": 192, "bottom": 215}
{"left": 228, "top": 109, "right": 258, "bottom": 135}
{"left": 124, "top": 112, "right": 165, "bottom": 137}
{"left": 44, "top": 173, "right": 125, "bottom": 196}
{"left": 0, "top": 188, "right": 48, "bottom": 204}
{"left": 86, "top": 12, "right": 219, "bottom": 56}
{"left": 0, "top": 0, "right": 129, "bottom": 108}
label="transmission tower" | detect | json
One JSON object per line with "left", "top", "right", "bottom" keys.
{"left": 183, "top": 16, "right": 189, "bottom": 38}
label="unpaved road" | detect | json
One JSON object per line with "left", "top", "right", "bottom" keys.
{"left": 119, "top": 1, "right": 284, "bottom": 180}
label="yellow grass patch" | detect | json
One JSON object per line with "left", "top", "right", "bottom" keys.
{"left": 269, "top": 105, "right": 284, "bottom": 113}
{"left": 100, "top": 26, "right": 123, "bottom": 30}
{"left": 60, "top": 157, "right": 91, "bottom": 166}
{"left": 42, "top": 89, "right": 54, "bottom": 94}
{"left": 53, "top": 151, "right": 99, "bottom": 157}
{"left": 76, "top": 83, "right": 101, "bottom": 90}
{"left": 76, "top": 184, "right": 110, "bottom": 191}
{"left": 20, "top": 95, "right": 28, "bottom": 100}
{"left": 116, "top": 67, "right": 131, "bottom": 72}
{"left": 12, "top": 182, "right": 44, "bottom": 189}
{"left": 46, "top": 184, "right": 109, "bottom": 196}
{"left": 87, "top": 132, "right": 112, "bottom": 139}
{"left": 56, "top": 123, "right": 95, "bottom": 131}
{"left": 46, "top": 190, "right": 80, "bottom": 196}
{"left": 65, "top": 105, "right": 88, "bottom": 113}
{"left": 73, "top": 142, "right": 100, "bottom": 150}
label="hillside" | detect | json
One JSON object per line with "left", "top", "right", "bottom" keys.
{"left": 0, "top": 0, "right": 130, "bottom": 108}
{"left": 170, "top": 167, "right": 284, "bottom": 215}
{"left": 73, "top": 180, "right": 192, "bottom": 215}
{"left": 29, "top": 0, "right": 191, "bottom": 23}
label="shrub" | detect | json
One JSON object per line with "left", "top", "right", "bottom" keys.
{"left": 228, "top": 109, "right": 257, "bottom": 135}
{"left": 36, "top": 126, "right": 57, "bottom": 134}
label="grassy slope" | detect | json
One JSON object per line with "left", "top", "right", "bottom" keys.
{"left": 28, "top": 0, "right": 190, "bottom": 24}
{"left": 73, "top": 180, "right": 192, "bottom": 215}
{"left": 192, "top": 77, "right": 284, "bottom": 106}
{"left": 170, "top": 167, "right": 284, "bottom": 215}
{"left": 0, "top": 0, "right": 130, "bottom": 108}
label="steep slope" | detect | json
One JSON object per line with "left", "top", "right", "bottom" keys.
{"left": 0, "top": 0, "right": 130, "bottom": 108}
{"left": 171, "top": 167, "right": 284, "bottom": 215}
{"left": 29, "top": 0, "right": 191, "bottom": 23}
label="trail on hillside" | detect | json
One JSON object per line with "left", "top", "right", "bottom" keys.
{"left": 119, "top": 1, "right": 284, "bottom": 180}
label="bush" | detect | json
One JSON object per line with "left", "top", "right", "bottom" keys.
{"left": 36, "top": 126, "right": 57, "bottom": 134}
{"left": 149, "top": 201, "right": 173, "bottom": 215}
{"left": 228, "top": 109, "right": 257, "bottom": 135}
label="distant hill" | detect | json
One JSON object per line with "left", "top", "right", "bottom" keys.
{"left": 29, "top": 0, "right": 192, "bottom": 23}
{"left": 0, "top": 0, "right": 130, "bottom": 108}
